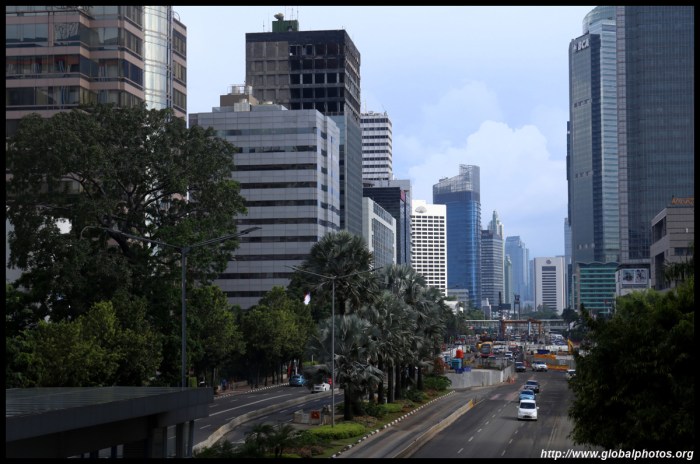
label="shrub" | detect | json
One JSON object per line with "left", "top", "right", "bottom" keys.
{"left": 381, "top": 402, "right": 404, "bottom": 413}
{"left": 308, "top": 422, "right": 367, "bottom": 440}
{"left": 423, "top": 374, "right": 452, "bottom": 391}
{"left": 362, "top": 400, "right": 386, "bottom": 418}
{"left": 405, "top": 388, "right": 427, "bottom": 403}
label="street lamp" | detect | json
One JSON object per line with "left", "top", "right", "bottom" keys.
{"left": 288, "top": 265, "right": 381, "bottom": 427}
{"left": 81, "top": 226, "right": 261, "bottom": 388}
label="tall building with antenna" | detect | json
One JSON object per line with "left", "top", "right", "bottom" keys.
{"left": 245, "top": 13, "right": 363, "bottom": 236}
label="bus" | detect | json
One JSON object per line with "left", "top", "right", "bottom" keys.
{"left": 478, "top": 341, "right": 494, "bottom": 358}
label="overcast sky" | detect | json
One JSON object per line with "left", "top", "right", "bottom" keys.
{"left": 177, "top": 5, "right": 596, "bottom": 259}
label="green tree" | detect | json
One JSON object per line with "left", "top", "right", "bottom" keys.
{"left": 568, "top": 277, "right": 694, "bottom": 450}
{"left": 8, "top": 301, "right": 124, "bottom": 387}
{"left": 6, "top": 102, "right": 247, "bottom": 317}
{"left": 6, "top": 103, "right": 248, "bottom": 385}
{"left": 187, "top": 285, "right": 246, "bottom": 388}
{"left": 294, "top": 230, "right": 378, "bottom": 319}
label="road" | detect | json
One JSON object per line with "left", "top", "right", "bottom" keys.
{"left": 409, "top": 370, "right": 591, "bottom": 458}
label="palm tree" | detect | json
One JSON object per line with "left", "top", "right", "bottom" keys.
{"left": 308, "top": 313, "right": 382, "bottom": 420}
{"left": 359, "top": 291, "right": 410, "bottom": 404}
{"left": 297, "top": 231, "right": 378, "bottom": 318}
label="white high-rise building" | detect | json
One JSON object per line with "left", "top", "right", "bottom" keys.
{"left": 533, "top": 256, "right": 566, "bottom": 314}
{"left": 361, "top": 111, "right": 393, "bottom": 187}
{"left": 189, "top": 86, "right": 341, "bottom": 309}
{"left": 410, "top": 200, "right": 447, "bottom": 295}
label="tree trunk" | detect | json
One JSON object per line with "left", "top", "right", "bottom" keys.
{"left": 343, "top": 389, "right": 354, "bottom": 420}
{"left": 387, "top": 361, "right": 395, "bottom": 403}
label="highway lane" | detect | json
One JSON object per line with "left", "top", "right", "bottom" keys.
{"left": 186, "top": 384, "right": 341, "bottom": 447}
{"left": 410, "top": 370, "right": 593, "bottom": 458}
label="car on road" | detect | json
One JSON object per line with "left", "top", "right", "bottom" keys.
{"left": 515, "top": 361, "right": 526, "bottom": 372}
{"left": 566, "top": 369, "right": 576, "bottom": 380}
{"left": 532, "top": 361, "right": 548, "bottom": 372}
{"left": 525, "top": 379, "right": 540, "bottom": 393}
{"left": 517, "top": 399, "right": 538, "bottom": 421}
{"left": 312, "top": 382, "right": 331, "bottom": 393}
{"left": 288, "top": 374, "right": 307, "bottom": 387}
{"left": 519, "top": 389, "right": 536, "bottom": 401}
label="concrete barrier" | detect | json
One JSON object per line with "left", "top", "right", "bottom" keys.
{"left": 445, "top": 366, "right": 515, "bottom": 389}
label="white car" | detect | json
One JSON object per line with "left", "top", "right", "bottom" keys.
{"left": 312, "top": 382, "right": 331, "bottom": 393}
{"left": 517, "top": 399, "right": 538, "bottom": 421}
{"left": 532, "top": 362, "right": 548, "bottom": 372}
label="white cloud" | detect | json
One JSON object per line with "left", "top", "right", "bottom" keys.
{"left": 404, "top": 119, "right": 566, "bottom": 258}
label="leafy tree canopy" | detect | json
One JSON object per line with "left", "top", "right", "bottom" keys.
{"left": 568, "top": 277, "right": 694, "bottom": 450}
{"left": 6, "top": 103, "right": 247, "bottom": 323}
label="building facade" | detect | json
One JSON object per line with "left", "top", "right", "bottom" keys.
{"left": 188, "top": 88, "right": 340, "bottom": 309}
{"left": 433, "top": 165, "right": 481, "bottom": 308}
{"left": 481, "top": 210, "right": 505, "bottom": 307}
{"left": 575, "top": 262, "right": 618, "bottom": 317}
{"left": 616, "top": 6, "right": 694, "bottom": 267}
{"left": 361, "top": 111, "right": 393, "bottom": 187}
{"left": 363, "top": 179, "right": 412, "bottom": 265}
{"left": 245, "top": 15, "right": 363, "bottom": 236}
{"left": 505, "top": 236, "right": 531, "bottom": 308}
{"left": 567, "top": 6, "right": 619, "bottom": 312}
{"left": 6, "top": 5, "right": 186, "bottom": 284}
{"left": 410, "top": 199, "right": 447, "bottom": 295}
{"left": 6, "top": 5, "right": 187, "bottom": 135}
{"left": 649, "top": 198, "right": 694, "bottom": 292}
{"left": 362, "top": 197, "right": 396, "bottom": 270}
{"left": 533, "top": 256, "right": 566, "bottom": 315}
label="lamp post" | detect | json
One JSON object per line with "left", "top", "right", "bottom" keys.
{"left": 81, "top": 226, "right": 261, "bottom": 388}
{"left": 288, "top": 266, "right": 381, "bottom": 427}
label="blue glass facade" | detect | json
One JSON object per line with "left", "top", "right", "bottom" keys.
{"left": 433, "top": 165, "right": 481, "bottom": 308}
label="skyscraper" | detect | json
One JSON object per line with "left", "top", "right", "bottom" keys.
{"left": 362, "top": 197, "right": 396, "bottom": 269}
{"left": 363, "top": 179, "right": 412, "bottom": 265}
{"left": 568, "top": 6, "right": 620, "bottom": 266}
{"left": 6, "top": 5, "right": 187, "bottom": 136}
{"left": 481, "top": 210, "right": 505, "bottom": 308}
{"left": 567, "top": 6, "right": 620, "bottom": 313}
{"left": 567, "top": 6, "right": 694, "bottom": 311}
{"left": 361, "top": 111, "right": 393, "bottom": 187}
{"left": 616, "top": 6, "right": 694, "bottom": 266}
{"left": 410, "top": 200, "right": 447, "bottom": 295}
{"left": 188, "top": 86, "right": 341, "bottom": 310}
{"left": 6, "top": 5, "right": 187, "bottom": 283}
{"left": 505, "top": 236, "right": 530, "bottom": 309}
{"left": 533, "top": 256, "right": 566, "bottom": 314}
{"left": 245, "top": 14, "right": 363, "bottom": 236}
{"left": 433, "top": 165, "right": 481, "bottom": 309}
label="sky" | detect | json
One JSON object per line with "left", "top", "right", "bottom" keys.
{"left": 177, "top": 5, "right": 596, "bottom": 259}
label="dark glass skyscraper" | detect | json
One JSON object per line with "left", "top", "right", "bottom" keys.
{"left": 616, "top": 6, "right": 694, "bottom": 265}
{"left": 433, "top": 165, "right": 481, "bottom": 309}
{"left": 505, "top": 236, "right": 530, "bottom": 306}
{"left": 245, "top": 14, "right": 363, "bottom": 236}
{"left": 363, "top": 179, "right": 412, "bottom": 265}
{"left": 568, "top": 6, "right": 620, "bottom": 266}
{"left": 567, "top": 6, "right": 620, "bottom": 314}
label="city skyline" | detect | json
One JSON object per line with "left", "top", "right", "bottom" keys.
{"left": 178, "top": 5, "right": 596, "bottom": 259}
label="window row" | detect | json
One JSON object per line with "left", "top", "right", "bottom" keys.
{"left": 6, "top": 86, "right": 142, "bottom": 108}
{"left": 6, "top": 23, "right": 143, "bottom": 56}
{"left": 6, "top": 55, "right": 144, "bottom": 87}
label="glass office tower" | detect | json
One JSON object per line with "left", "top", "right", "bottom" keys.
{"left": 433, "top": 165, "right": 481, "bottom": 309}
{"left": 616, "top": 6, "right": 694, "bottom": 266}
